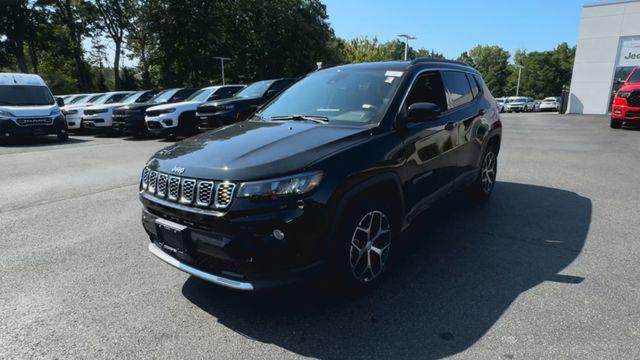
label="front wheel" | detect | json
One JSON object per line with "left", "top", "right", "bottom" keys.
{"left": 330, "top": 200, "right": 395, "bottom": 293}
{"left": 610, "top": 118, "right": 622, "bottom": 129}
{"left": 467, "top": 147, "right": 498, "bottom": 203}
{"left": 57, "top": 131, "right": 69, "bottom": 142}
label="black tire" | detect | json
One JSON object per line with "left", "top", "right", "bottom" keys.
{"left": 329, "top": 198, "right": 396, "bottom": 294}
{"left": 57, "top": 132, "right": 69, "bottom": 142}
{"left": 610, "top": 118, "right": 622, "bottom": 129}
{"left": 467, "top": 145, "right": 498, "bottom": 203}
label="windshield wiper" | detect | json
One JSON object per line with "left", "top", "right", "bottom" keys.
{"left": 270, "top": 114, "right": 329, "bottom": 124}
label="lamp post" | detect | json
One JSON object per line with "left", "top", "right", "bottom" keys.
{"left": 398, "top": 34, "right": 416, "bottom": 61}
{"left": 213, "top": 57, "right": 231, "bottom": 85}
{"left": 515, "top": 64, "right": 524, "bottom": 96}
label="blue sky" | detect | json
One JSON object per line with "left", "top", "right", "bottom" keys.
{"left": 322, "top": 0, "right": 591, "bottom": 60}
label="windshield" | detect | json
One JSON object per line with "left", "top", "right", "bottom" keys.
{"left": 68, "top": 95, "right": 88, "bottom": 104}
{"left": 0, "top": 85, "right": 55, "bottom": 106}
{"left": 509, "top": 97, "right": 527, "bottom": 103}
{"left": 151, "top": 89, "right": 179, "bottom": 103}
{"left": 186, "top": 88, "right": 215, "bottom": 102}
{"left": 122, "top": 91, "right": 146, "bottom": 104}
{"left": 628, "top": 69, "right": 640, "bottom": 83}
{"left": 235, "top": 80, "right": 274, "bottom": 98}
{"left": 543, "top": 97, "right": 556, "bottom": 102}
{"left": 259, "top": 67, "right": 403, "bottom": 126}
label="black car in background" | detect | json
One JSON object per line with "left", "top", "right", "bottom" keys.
{"left": 140, "top": 60, "right": 502, "bottom": 293}
{"left": 113, "top": 88, "right": 198, "bottom": 137}
{"left": 195, "top": 78, "right": 295, "bottom": 130}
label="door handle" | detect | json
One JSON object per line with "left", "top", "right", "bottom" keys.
{"left": 444, "top": 122, "right": 456, "bottom": 131}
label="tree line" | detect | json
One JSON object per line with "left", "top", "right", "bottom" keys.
{"left": 1, "top": 0, "right": 575, "bottom": 99}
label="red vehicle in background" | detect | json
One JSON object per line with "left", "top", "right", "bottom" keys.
{"left": 611, "top": 67, "right": 640, "bottom": 128}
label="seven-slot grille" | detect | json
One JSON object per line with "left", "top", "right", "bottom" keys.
{"left": 16, "top": 117, "right": 53, "bottom": 126}
{"left": 628, "top": 91, "right": 640, "bottom": 107}
{"left": 140, "top": 167, "right": 235, "bottom": 209}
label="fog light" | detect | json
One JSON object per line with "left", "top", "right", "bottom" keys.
{"left": 163, "top": 119, "right": 173, "bottom": 126}
{"left": 614, "top": 110, "right": 622, "bottom": 114}
{"left": 273, "top": 229, "right": 285, "bottom": 240}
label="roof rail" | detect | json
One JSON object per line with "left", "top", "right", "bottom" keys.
{"left": 410, "top": 58, "right": 471, "bottom": 67}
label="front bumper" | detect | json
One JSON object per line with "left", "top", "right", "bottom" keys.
{"left": 140, "top": 193, "right": 327, "bottom": 290}
{"left": 113, "top": 114, "right": 146, "bottom": 134}
{"left": 82, "top": 114, "right": 113, "bottom": 129}
{"left": 0, "top": 116, "right": 67, "bottom": 137}
{"left": 506, "top": 105, "right": 525, "bottom": 111}
{"left": 64, "top": 113, "right": 83, "bottom": 129}
{"left": 612, "top": 104, "right": 640, "bottom": 122}
{"left": 146, "top": 115, "right": 177, "bottom": 134}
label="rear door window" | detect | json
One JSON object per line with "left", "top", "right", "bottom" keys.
{"left": 467, "top": 74, "right": 479, "bottom": 98}
{"left": 442, "top": 71, "right": 474, "bottom": 108}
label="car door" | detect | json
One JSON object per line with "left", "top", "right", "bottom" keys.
{"left": 441, "top": 70, "right": 482, "bottom": 180}
{"left": 401, "top": 70, "right": 459, "bottom": 211}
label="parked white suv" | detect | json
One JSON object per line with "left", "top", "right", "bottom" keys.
{"left": 62, "top": 93, "right": 105, "bottom": 130}
{"left": 145, "top": 84, "right": 244, "bottom": 138}
{"left": 0, "top": 73, "right": 69, "bottom": 141}
{"left": 540, "top": 97, "right": 560, "bottom": 112}
{"left": 82, "top": 90, "right": 158, "bottom": 132}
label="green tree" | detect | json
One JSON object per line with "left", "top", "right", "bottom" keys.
{"left": 457, "top": 45, "right": 510, "bottom": 96}
{"left": 338, "top": 36, "right": 445, "bottom": 63}
{"left": 0, "top": 0, "right": 35, "bottom": 72}
{"left": 508, "top": 43, "right": 576, "bottom": 98}
{"left": 95, "top": 0, "right": 134, "bottom": 89}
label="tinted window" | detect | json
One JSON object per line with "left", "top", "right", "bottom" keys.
{"left": 443, "top": 71, "right": 473, "bottom": 108}
{"left": 211, "top": 86, "right": 242, "bottom": 100}
{"left": 69, "top": 95, "right": 88, "bottom": 104}
{"left": 236, "top": 80, "right": 275, "bottom": 98}
{"left": 171, "top": 88, "right": 197, "bottom": 102}
{"left": 629, "top": 69, "right": 640, "bottom": 83}
{"left": 0, "top": 85, "right": 55, "bottom": 106}
{"left": 467, "top": 74, "right": 479, "bottom": 97}
{"left": 269, "top": 80, "right": 293, "bottom": 93}
{"left": 405, "top": 71, "right": 447, "bottom": 111}
{"left": 136, "top": 91, "right": 157, "bottom": 103}
{"left": 105, "top": 93, "right": 129, "bottom": 104}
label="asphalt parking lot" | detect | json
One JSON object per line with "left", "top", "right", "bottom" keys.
{"left": 2, "top": 113, "right": 640, "bottom": 359}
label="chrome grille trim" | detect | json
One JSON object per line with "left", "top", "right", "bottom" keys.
{"left": 180, "top": 179, "right": 196, "bottom": 204}
{"left": 140, "top": 167, "right": 235, "bottom": 209}
{"left": 168, "top": 176, "right": 181, "bottom": 201}
{"left": 156, "top": 173, "right": 168, "bottom": 197}
{"left": 141, "top": 168, "right": 150, "bottom": 190}
{"left": 214, "top": 182, "right": 235, "bottom": 209}
{"left": 196, "top": 181, "right": 214, "bottom": 207}
{"left": 147, "top": 171, "right": 158, "bottom": 194}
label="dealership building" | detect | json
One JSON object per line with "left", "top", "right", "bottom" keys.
{"left": 568, "top": 0, "right": 640, "bottom": 114}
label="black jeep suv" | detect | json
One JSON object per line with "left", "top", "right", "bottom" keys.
{"left": 195, "top": 78, "right": 295, "bottom": 130}
{"left": 113, "top": 88, "right": 198, "bottom": 137}
{"left": 140, "top": 60, "right": 502, "bottom": 292}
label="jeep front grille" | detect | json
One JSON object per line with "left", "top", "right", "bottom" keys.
{"left": 141, "top": 167, "right": 235, "bottom": 209}
{"left": 16, "top": 117, "right": 53, "bottom": 126}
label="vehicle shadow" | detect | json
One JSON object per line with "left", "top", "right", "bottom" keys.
{"left": 181, "top": 181, "right": 591, "bottom": 359}
{"left": 0, "top": 136, "right": 89, "bottom": 147}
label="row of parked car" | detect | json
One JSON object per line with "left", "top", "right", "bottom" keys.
{"left": 58, "top": 78, "right": 296, "bottom": 139}
{"left": 495, "top": 96, "right": 560, "bottom": 113}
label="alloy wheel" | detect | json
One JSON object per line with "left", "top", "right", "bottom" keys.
{"left": 481, "top": 151, "right": 497, "bottom": 193}
{"left": 349, "top": 210, "right": 391, "bottom": 283}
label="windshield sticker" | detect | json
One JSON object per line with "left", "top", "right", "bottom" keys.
{"left": 385, "top": 76, "right": 395, "bottom": 83}
{"left": 385, "top": 70, "right": 403, "bottom": 77}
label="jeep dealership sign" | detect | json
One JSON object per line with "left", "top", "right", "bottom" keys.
{"left": 618, "top": 39, "right": 640, "bottom": 67}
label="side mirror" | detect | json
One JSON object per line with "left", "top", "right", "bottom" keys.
{"left": 56, "top": 97, "right": 65, "bottom": 107}
{"left": 407, "top": 102, "right": 441, "bottom": 122}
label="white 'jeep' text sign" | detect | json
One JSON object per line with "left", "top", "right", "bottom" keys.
{"left": 618, "top": 39, "right": 640, "bottom": 67}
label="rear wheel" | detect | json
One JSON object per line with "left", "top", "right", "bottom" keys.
{"left": 610, "top": 118, "right": 622, "bottom": 129}
{"left": 57, "top": 131, "right": 69, "bottom": 142}
{"left": 330, "top": 199, "right": 395, "bottom": 294}
{"left": 467, "top": 146, "right": 498, "bottom": 203}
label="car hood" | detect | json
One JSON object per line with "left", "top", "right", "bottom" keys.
{"left": 87, "top": 102, "right": 128, "bottom": 111}
{"left": 119, "top": 102, "right": 166, "bottom": 111}
{"left": 147, "top": 120, "right": 369, "bottom": 181}
{"left": 0, "top": 104, "right": 57, "bottom": 117}
{"left": 147, "top": 101, "right": 200, "bottom": 112}
{"left": 508, "top": 102, "right": 525, "bottom": 105}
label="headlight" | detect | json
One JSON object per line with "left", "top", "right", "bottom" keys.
{"left": 0, "top": 110, "right": 15, "bottom": 119}
{"left": 218, "top": 104, "right": 235, "bottom": 111}
{"left": 63, "top": 109, "right": 78, "bottom": 115}
{"left": 237, "top": 171, "right": 323, "bottom": 199}
{"left": 617, "top": 91, "right": 631, "bottom": 99}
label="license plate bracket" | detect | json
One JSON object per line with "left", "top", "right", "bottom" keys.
{"left": 155, "top": 218, "right": 189, "bottom": 251}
